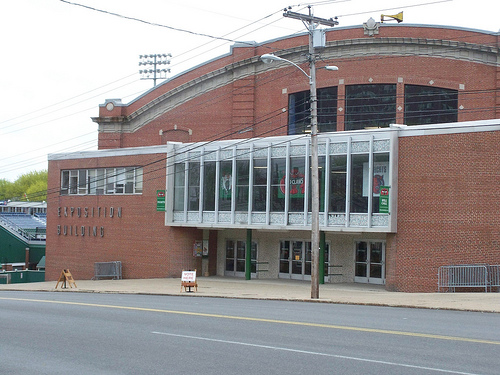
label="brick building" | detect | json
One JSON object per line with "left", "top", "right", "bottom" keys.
{"left": 46, "top": 22, "right": 500, "bottom": 292}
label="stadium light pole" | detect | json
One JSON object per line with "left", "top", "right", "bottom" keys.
{"left": 260, "top": 48, "right": 337, "bottom": 299}
{"left": 139, "top": 53, "right": 172, "bottom": 87}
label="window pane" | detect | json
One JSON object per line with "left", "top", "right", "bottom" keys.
{"left": 350, "top": 154, "right": 369, "bottom": 213}
{"left": 69, "top": 170, "right": 78, "bottom": 194}
{"left": 308, "top": 156, "right": 326, "bottom": 213}
{"left": 174, "top": 164, "right": 185, "bottom": 211}
{"left": 236, "top": 160, "right": 249, "bottom": 211}
{"left": 106, "top": 168, "right": 115, "bottom": 194}
{"left": 219, "top": 161, "right": 232, "bottom": 211}
{"left": 288, "top": 158, "right": 305, "bottom": 212}
{"left": 88, "top": 169, "right": 97, "bottom": 194}
{"left": 317, "top": 86, "right": 338, "bottom": 132}
{"left": 252, "top": 159, "right": 267, "bottom": 211}
{"left": 78, "top": 170, "right": 87, "bottom": 194}
{"left": 188, "top": 162, "right": 200, "bottom": 211}
{"left": 203, "top": 162, "right": 216, "bottom": 211}
{"left": 372, "top": 153, "right": 389, "bottom": 213}
{"left": 135, "top": 168, "right": 143, "bottom": 194}
{"left": 61, "top": 171, "right": 69, "bottom": 195}
{"left": 345, "top": 84, "right": 396, "bottom": 130}
{"left": 288, "top": 91, "right": 309, "bottom": 135}
{"left": 96, "top": 169, "right": 104, "bottom": 195}
{"left": 329, "top": 155, "right": 347, "bottom": 212}
{"left": 405, "top": 84, "right": 458, "bottom": 125}
{"left": 124, "top": 168, "right": 134, "bottom": 194}
{"left": 288, "top": 87, "right": 338, "bottom": 135}
{"left": 115, "top": 168, "right": 125, "bottom": 194}
{"left": 271, "top": 158, "right": 285, "bottom": 212}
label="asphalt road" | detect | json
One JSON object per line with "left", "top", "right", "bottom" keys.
{"left": 1, "top": 291, "right": 499, "bottom": 375}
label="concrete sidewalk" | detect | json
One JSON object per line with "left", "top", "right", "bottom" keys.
{"left": 1, "top": 277, "right": 499, "bottom": 313}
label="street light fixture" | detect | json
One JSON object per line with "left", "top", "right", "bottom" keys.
{"left": 260, "top": 51, "right": 338, "bottom": 299}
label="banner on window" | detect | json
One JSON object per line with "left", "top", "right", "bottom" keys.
{"left": 278, "top": 166, "right": 305, "bottom": 198}
{"left": 363, "top": 162, "right": 389, "bottom": 197}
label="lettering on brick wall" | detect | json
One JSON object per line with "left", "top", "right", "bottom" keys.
{"left": 56, "top": 206, "right": 121, "bottom": 238}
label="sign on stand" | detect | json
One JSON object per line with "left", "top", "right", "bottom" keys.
{"left": 180, "top": 270, "right": 198, "bottom": 292}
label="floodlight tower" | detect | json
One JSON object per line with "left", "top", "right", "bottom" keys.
{"left": 139, "top": 53, "right": 172, "bottom": 86}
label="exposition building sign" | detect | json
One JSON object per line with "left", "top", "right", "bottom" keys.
{"left": 56, "top": 206, "right": 122, "bottom": 238}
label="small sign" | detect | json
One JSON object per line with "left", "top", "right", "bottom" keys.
{"left": 193, "top": 241, "right": 203, "bottom": 257}
{"left": 379, "top": 186, "right": 390, "bottom": 214}
{"left": 156, "top": 190, "right": 165, "bottom": 211}
{"left": 181, "top": 270, "right": 196, "bottom": 282}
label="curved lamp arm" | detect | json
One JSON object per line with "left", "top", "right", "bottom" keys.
{"left": 260, "top": 54, "right": 310, "bottom": 80}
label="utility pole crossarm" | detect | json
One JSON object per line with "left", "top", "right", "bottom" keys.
{"left": 283, "top": 10, "right": 339, "bottom": 27}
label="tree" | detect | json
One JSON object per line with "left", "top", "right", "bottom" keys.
{"left": 0, "top": 170, "right": 47, "bottom": 202}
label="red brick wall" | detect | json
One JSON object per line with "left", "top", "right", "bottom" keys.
{"left": 386, "top": 130, "right": 500, "bottom": 292}
{"left": 46, "top": 153, "right": 203, "bottom": 281}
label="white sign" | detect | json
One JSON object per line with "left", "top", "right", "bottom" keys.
{"left": 181, "top": 271, "right": 196, "bottom": 282}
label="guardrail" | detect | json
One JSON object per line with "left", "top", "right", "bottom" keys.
{"left": 92, "top": 261, "right": 122, "bottom": 280}
{"left": 438, "top": 264, "right": 500, "bottom": 292}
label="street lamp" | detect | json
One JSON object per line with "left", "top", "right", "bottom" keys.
{"left": 260, "top": 53, "right": 338, "bottom": 299}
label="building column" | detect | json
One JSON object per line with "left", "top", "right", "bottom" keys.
{"left": 245, "top": 229, "right": 252, "bottom": 280}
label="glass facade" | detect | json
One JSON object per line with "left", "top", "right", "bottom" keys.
{"left": 170, "top": 132, "right": 395, "bottom": 230}
{"left": 287, "top": 84, "right": 456, "bottom": 133}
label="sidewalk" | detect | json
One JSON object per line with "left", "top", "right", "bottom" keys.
{"left": 1, "top": 277, "right": 499, "bottom": 313}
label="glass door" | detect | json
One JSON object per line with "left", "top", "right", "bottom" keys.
{"left": 355, "top": 241, "right": 385, "bottom": 284}
{"left": 279, "top": 240, "right": 330, "bottom": 281}
{"left": 291, "top": 241, "right": 304, "bottom": 279}
{"left": 225, "top": 240, "right": 257, "bottom": 277}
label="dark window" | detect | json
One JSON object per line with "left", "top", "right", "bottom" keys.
{"left": 329, "top": 155, "right": 347, "bottom": 213}
{"left": 345, "top": 84, "right": 396, "bottom": 130}
{"left": 288, "top": 87, "right": 337, "bottom": 134}
{"left": 404, "top": 85, "right": 458, "bottom": 125}
{"left": 252, "top": 158, "right": 267, "bottom": 212}
{"left": 203, "top": 162, "right": 216, "bottom": 211}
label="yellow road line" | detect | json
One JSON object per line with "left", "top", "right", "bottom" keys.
{"left": 1, "top": 296, "right": 499, "bottom": 346}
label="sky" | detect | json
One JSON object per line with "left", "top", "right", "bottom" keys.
{"left": 0, "top": 0, "right": 498, "bottom": 182}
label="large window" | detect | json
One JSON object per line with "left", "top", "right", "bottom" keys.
{"left": 329, "top": 155, "right": 347, "bottom": 212}
{"left": 236, "top": 160, "right": 249, "bottom": 211}
{"left": 345, "top": 84, "right": 396, "bottom": 130}
{"left": 350, "top": 154, "right": 369, "bottom": 213}
{"left": 271, "top": 158, "right": 286, "bottom": 211}
{"left": 219, "top": 161, "right": 232, "bottom": 211}
{"left": 174, "top": 164, "right": 185, "bottom": 211}
{"left": 288, "top": 87, "right": 337, "bottom": 134}
{"left": 203, "top": 161, "right": 216, "bottom": 211}
{"left": 61, "top": 167, "right": 143, "bottom": 196}
{"left": 405, "top": 85, "right": 458, "bottom": 125}
{"left": 187, "top": 162, "right": 200, "bottom": 211}
{"left": 252, "top": 158, "right": 267, "bottom": 211}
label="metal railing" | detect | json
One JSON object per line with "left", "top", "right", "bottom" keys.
{"left": 438, "top": 264, "right": 499, "bottom": 292}
{"left": 92, "top": 261, "right": 122, "bottom": 280}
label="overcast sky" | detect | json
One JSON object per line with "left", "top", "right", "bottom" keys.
{"left": 0, "top": 0, "right": 498, "bottom": 183}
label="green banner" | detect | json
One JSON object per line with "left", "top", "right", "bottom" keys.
{"left": 156, "top": 190, "right": 165, "bottom": 211}
{"left": 379, "top": 186, "right": 390, "bottom": 214}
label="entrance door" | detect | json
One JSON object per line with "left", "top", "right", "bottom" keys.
{"left": 225, "top": 240, "right": 257, "bottom": 277}
{"left": 279, "top": 240, "right": 329, "bottom": 281}
{"left": 355, "top": 241, "right": 385, "bottom": 284}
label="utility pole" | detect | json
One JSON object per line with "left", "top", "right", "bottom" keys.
{"left": 283, "top": 6, "right": 338, "bottom": 299}
{"left": 139, "top": 53, "right": 172, "bottom": 87}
